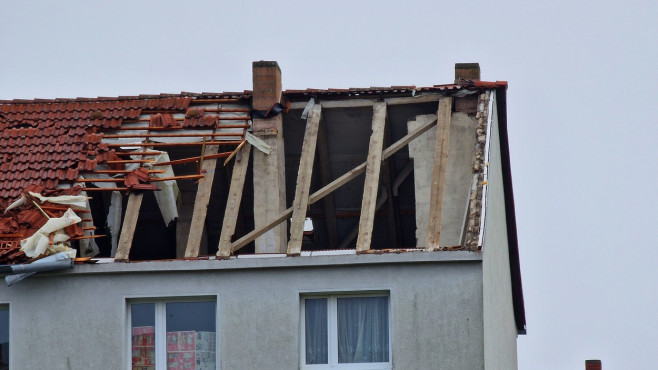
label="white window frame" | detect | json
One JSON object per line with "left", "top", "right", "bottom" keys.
{"left": 126, "top": 296, "right": 218, "bottom": 370}
{"left": 300, "top": 292, "right": 391, "bottom": 370}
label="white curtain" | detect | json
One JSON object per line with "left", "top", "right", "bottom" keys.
{"left": 305, "top": 298, "right": 328, "bottom": 364}
{"left": 337, "top": 297, "right": 389, "bottom": 363}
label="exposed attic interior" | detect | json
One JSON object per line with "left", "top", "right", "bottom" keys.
{"left": 0, "top": 62, "right": 499, "bottom": 264}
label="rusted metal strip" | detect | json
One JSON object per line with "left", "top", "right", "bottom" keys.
{"left": 152, "top": 151, "right": 232, "bottom": 166}
{"left": 81, "top": 187, "right": 131, "bottom": 192}
{"left": 82, "top": 170, "right": 165, "bottom": 174}
{"left": 103, "top": 132, "right": 243, "bottom": 139}
{"left": 148, "top": 174, "right": 204, "bottom": 182}
{"left": 125, "top": 117, "right": 251, "bottom": 123}
{"left": 106, "top": 159, "right": 155, "bottom": 164}
{"left": 106, "top": 141, "right": 243, "bottom": 148}
{"left": 109, "top": 124, "right": 250, "bottom": 131}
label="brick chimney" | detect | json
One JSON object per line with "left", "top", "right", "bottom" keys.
{"left": 586, "top": 359, "right": 602, "bottom": 370}
{"left": 455, "top": 63, "right": 480, "bottom": 84}
{"left": 251, "top": 61, "right": 287, "bottom": 253}
{"left": 252, "top": 61, "right": 282, "bottom": 130}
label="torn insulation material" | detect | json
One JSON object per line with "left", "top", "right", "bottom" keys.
{"left": 20, "top": 208, "right": 81, "bottom": 258}
{"left": 150, "top": 151, "right": 179, "bottom": 225}
{"left": 245, "top": 132, "right": 271, "bottom": 154}
{"left": 108, "top": 191, "right": 122, "bottom": 257}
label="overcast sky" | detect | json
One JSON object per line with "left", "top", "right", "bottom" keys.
{"left": 2, "top": 1, "right": 657, "bottom": 368}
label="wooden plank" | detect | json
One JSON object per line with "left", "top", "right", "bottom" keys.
{"left": 287, "top": 105, "right": 322, "bottom": 255}
{"left": 230, "top": 112, "right": 439, "bottom": 253}
{"left": 355, "top": 101, "right": 387, "bottom": 253}
{"left": 425, "top": 97, "right": 453, "bottom": 250}
{"left": 287, "top": 94, "right": 444, "bottom": 110}
{"left": 114, "top": 192, "right": 144, "bottom": 261}
{"left": 217, "top": 143, "right": 252, "bottom": 258}
{"left": 184, "top": 145, "right": 219, "bottom": 257}
{"left": 338, "top": 186, "right": 389, "bottom": 249}
{"left": 316, "top": 108, "right": 338, "bottom": 249}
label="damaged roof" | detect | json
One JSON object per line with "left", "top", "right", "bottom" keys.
{"left": 0, "top": 93, "right": 249, "bottom": 201}
{"left": 0, "top": 78, "right": 524, "bottom": 334}
{"left": 0, "top": 84, "right": 489, "bottom": 202}
{"left": 0, "top": 92, "right": 251, "bottom": 263}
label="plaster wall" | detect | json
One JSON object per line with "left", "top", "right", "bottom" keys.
{"left": 0, "top": 253, "right": 484, "bottom": 370}
{"left": 408, "top": 112, "right": 477, "bottom": 247}
{"left": 482, "top": 93, "right": 519, "bottom": 370}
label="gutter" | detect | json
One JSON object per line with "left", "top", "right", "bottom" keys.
{"left": 1, "top": 252, "right": 74, "bottom": 286}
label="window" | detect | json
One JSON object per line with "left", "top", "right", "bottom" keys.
{"left": 0, "top": 306, "right": 7, "bottom": 370}
{"left": 301, "top": 294, "right": 390, "bottom": 369}
{"left": 129, "top": 299, "right": 216, "bottom": 370}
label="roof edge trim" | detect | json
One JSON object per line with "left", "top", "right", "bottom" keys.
{"left": 495, "top": 86, "right": 526, "bottom": 335}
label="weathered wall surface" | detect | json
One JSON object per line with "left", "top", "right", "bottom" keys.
{"left": 482, "top": 93, "right": 519, "bottom": 370}
{"left": 0, "top": 253, "right": 483, "bottom": 370}
{"left": 408, "top": 112, "right": 477, "bottom": 248}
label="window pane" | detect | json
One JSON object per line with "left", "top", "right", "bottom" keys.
{"left": 304, "top": 298, "right": 328, "bottom": 364}
{"left": 131, "top": 303, "right": 155, "bottom": 368}
{"left": 166, "top": 302, "right": 216, "bottom": 370}
{"left": 337, "top": 297, "right": 389, "bottom": 363}
{"left": 0, "top": 308, "right": 8, "bottom": 369}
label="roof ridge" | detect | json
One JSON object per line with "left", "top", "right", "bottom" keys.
{"left": 0, "top": 91, "right": 252, "bottom": 105}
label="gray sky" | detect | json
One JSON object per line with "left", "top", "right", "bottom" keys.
{"left": 2, "top": 1, "right": 657, "bottom": 368}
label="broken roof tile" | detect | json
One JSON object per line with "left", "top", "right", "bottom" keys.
{"left": 0, "top": 95, "right": 215, "bottom": 200}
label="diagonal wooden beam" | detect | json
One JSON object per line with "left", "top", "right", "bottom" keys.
{"left": 356, "top": 101, "right": 387, "bottom": 253}
{"left": 114, "top": 192, "right": 143, "bottom": 261}
{"left": 184, "top": 145, "right": 219, "bottom": 258}
{"left": 217, "top": 143, "right": 252, "bottom": 258}
{"left": 426, "top": 97, "right": 453, "bottom": 250}
{"left": 229, "top": 112, "right": 439, "bottom": 253}
{"left": 287, "top": 104, "right": 322, "bottom": 255}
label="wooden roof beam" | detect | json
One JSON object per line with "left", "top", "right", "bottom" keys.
{"left": 425, "top": 97, "right": 453, "bottom": 250}
{"left": 184, "top": 145, "right": 219, "bottom": 258}
{"left": 229, "top": 112, "right": 438, "bottom": 253}
{"left": 287, "top": 104, "right": 322, "bottom": 256}
{"left": 216, "top": 144, "right": 252, "bottom": 258}
{"left": 356, "top": 101, "right": 387, "bottom": 253}
{"left": 286, "top": 94, "right": 443, "bottom": 110}
{"left": 114, "top": 192, "right": 143, "bottom": 261}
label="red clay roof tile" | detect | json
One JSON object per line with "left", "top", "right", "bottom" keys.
{"left": 0, "top": 95, "right": 205, "bottom": 200}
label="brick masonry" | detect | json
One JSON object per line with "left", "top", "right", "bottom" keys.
{"left": 464, "top": 91, "right": 490, "bottom": 250}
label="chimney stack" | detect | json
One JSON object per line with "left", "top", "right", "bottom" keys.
{"left": 252, "top": 61, "right": 282, "bottom": 130}
{"left": 454, "top": 63, "right": 480, "bottom": 84}
{"left": 251, "top": 61, "right": 287, "bottom": 253}
{"left": 586, "top": 359, "right": 602, "bottom": 370}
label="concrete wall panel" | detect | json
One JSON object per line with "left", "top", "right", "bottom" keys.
{"left": 482, "top": 93, "right": 519, "bottom": 370}
{"left": 0, "top": 255, "right": 483, "bottom": 370}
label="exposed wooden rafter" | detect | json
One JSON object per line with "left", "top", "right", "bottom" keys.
{"left": 184, "top": 145, "right": 219, "bottom": 257}
{"left": 229, "top": 103, "right": 438, "bottom": 253}
{"left": 425, "top": 97, "right": 453, "bottom": 250}
{"left": 114, "top": 192, "right": 143, "bottom": 261}
{"left": 355, "top": 101, "right": 387, "bottom": 253}
{"left": 287, "top": 104, "right": 322, "bottom": 256}
{"left": 217, "top": 143, "right": 252, "bottom": 258}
